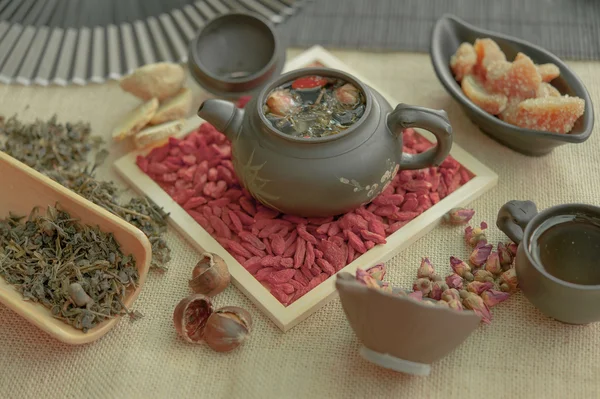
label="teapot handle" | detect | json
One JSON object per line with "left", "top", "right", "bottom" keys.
{"left": 496, "top": 200, "right": 539, "bottom": 244}
{"left": 387, "top": 104, "right": 453, "bottom": 170}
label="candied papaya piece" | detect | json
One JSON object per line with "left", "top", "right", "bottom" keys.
{"left": 537, "top": 63, "right": 560, "bottom": 82}
{"left": 498, "top": 97, "right": 523, "bottom": 125}
{"left": 473, "top": 38, "right": 507, "bottom": 77}
{"left": 502, "top": 96, "right": 585, "bottom": 134}
{"left": 536, "top": 82, "right": 561, "bottom": 98}
{"left": 450, "top": 43, "right": 477, "bottom": 82}
{"left": 486, "top": 53, "right": 542, "bottom": 99}
{"left": 461, "top": 74, "right": 508, "bottom": 115}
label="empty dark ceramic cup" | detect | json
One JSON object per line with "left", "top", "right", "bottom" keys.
{"left": 188, "top": 12, "right": 285, "bottom": 98}
{"left": 497, "top": 200, "right": 600, "bottom": 324}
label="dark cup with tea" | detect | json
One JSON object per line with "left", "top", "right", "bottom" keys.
{"left": 497, "top": 200, "right": 600, "bottom": 324}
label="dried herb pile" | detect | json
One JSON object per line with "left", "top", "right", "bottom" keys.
{"left": 0, "top": 115, "right": 171, "bottom": 271}
{"left": 0, "top": 205, "right": 141, "bottom": 332}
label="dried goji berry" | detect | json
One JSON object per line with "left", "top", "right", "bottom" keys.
{"left": 316, "top": 258, "right": 336, "bottom": 275}
{"left": 270, "top": 234, "right": 286, "bottom": 256}
{"left": 305, "top": 242, "right": 315, "bottom": 269}
{"left": 239, "top": 231, "right": 265, "bottom": 250}
{"left": 227, "top": 240, "right": 252, "bottom": 258}
{"left": 260, "top": 255, "right": 282, "bottom": 267}
{"left": 360, "top": 229, "right": 386, "bottom": 245}
{"left": 294, "top": 238, "right": 306, "bottom": 269}
{"left": 291, "top": 75, "right": 327, "bottom": 89}
{"left": 209, "top": 215, "right": 231, "bottom": 239}
{"left": 297, "top": 224, "right": 318, "bottom": 244}
{"left": 244, "top": 257, "right": 263, "bottom": 274}
{"left": 241, "top": 242, "right": 266, "bottom": 257}
{"left": 263, "top": 238, "right": 273, "bottom": 256}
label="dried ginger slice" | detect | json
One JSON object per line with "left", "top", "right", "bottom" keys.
{"left": 537, "top": 63, "right": 560, "bottom": 82}
{"left": 462, "top": 74, "right": 508, "bottom": 115}
{"left": 150, "top": 88, "right": 192, "bottom": 125}
{"left": 503, "top": 96, "right": 585, "bottom": 134}
{"left": 536, "top": 82, "right": 561, "bottom": 98}
{"left": 134, "top": 119, "right": 185, "bottom": 148}
{"left": 450, "top": 43, "right": 477, "bottom": 82}
{"left": 111, "top": 98, "right": 159, "bottom": 142}
{"left": 473, "top": 38, "right": 507, "bottom": 77}
{"left": 486, "top": 53, "right": 542, "bottom": 99}
{"left": 120, "top": 62, "right": 186, "bottom": 101}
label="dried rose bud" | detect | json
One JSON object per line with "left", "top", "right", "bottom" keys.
{"left": 473, "top": 269, "right": 495, "bottom": 283}
{"left": 378, "top": 281, "right": 393, "bottom": 293}
{"left": 467, "top": 281, "right": 494, "bottom": 295}
{"left": 431, "top": 273, "right": 443, "bottom": 282}
{"left": 437, "top": 300, "right": 450, "bottom": 308}
{"left": 363, "top": 275, "right": 382, "bottom": 289}
{"left": 484, "top": 251, "right": 503, "bottom": 275}
{"left": 335, "top": 83, "right": 360, "bottom": 106}
{"left": 417, "top": 257, "right": 435, "bottom": 279}
{"left": 459, "top": 289, "right": 469, "bottom": 299}
{"left": 421, "top": 300, "right": 437, "bottom": 307}
{"left": 445, "top": 273, "right": 464, "bottom": 289}
{"left": 465, "top": 222, "right": 488, "bottom": 247}
{"left": 441, "top": 288, "right": 461, "bottom": 302}
{"left": 413, "top": 278, "right": 432, "bottom": 295}
{"left": 429, "top": 281, "right": 449, "bottom": 300}
{"left": 497, "top": 242, "right": 513, "bottom": 268}
{"left": 507, "top": 242, "right": 518, "bottom": 256}
{"left": 408, "top": 291, "right": 423, "bottom": 301}
{"left": 481, "top": 289, "right": 511, "bottom": 307}
{"left": 356, "top": 268, "right": 381, "bottom": 289}
{"left": 500, "top": 268, "right": 518, "bottom": 292}
{"left": 500, "top": 283, "right": 510, "bottom": 292}
{"left": 469, "top": 241, "right": 493, "bottom": 267}
{"left": 366, "top": 263, "right": 386, "bottom": 281}
{"left": 450, "top": 256, "right": 471, "bottom": 278}
{"left": 447, "top": 299, "right": 464, "bottom": 311}
{"left": 355, "top": 268, "right": 370, "bottom": 284}
{"left": 443, "top": 207, "right": 475, "bottom": 225}
{"left": 462, "top": 293, "right": 492, "bottom": 324}
{"left": 266, "top": 89, "right": 298, "bottom": 116}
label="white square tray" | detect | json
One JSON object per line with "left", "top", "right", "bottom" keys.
{"left": 114, "top": 46, "right": 498, "bottom": 332}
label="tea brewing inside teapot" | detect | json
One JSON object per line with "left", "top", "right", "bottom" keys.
{"left": 262, "top": 75, "right": 366, "bottom": 139}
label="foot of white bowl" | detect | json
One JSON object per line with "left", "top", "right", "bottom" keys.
{"left": 359, "top": 345, "right": 431, "bottom": 376}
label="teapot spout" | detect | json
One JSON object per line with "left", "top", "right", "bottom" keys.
{"left": 197, "top": 99, "right": 244, "bottom": 140}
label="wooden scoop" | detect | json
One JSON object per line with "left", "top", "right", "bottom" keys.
{"left": 0, "top": 151, "right": 152, "bottom": 345}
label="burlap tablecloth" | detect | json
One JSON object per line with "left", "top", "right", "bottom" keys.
{"left": 0, "top": 48, "right": 599, "bottom": 399}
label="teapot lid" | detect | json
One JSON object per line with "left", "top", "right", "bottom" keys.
{"left": 188, "top": 11, "right": 286, "bottom": 99}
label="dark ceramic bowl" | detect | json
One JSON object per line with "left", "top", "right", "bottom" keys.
{"left": 430, "top": 14, "right": 594, "bottom": 156}
{"left": 188, "top": 11, "right": 286, "bottom": 99}
{"left": 335, "top": 273, "right": 481, "bottom": 376}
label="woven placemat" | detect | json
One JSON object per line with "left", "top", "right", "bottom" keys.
{"left": 280, "top": 0, "right": 600, "bottom": 61}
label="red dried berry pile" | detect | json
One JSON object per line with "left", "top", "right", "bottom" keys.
{"left": 135, "top": 104, "right": 475, "bottom": 306}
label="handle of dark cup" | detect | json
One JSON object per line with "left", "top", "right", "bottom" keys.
{"left": 387, "top": 103, "right": 453, "bottom": 170}
{"left": 496, "top": 200, "right": 539, "bottom": 244}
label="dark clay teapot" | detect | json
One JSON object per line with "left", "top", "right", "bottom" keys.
{"left": 197, "top": 68, "right": 454, "bottom": 217}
